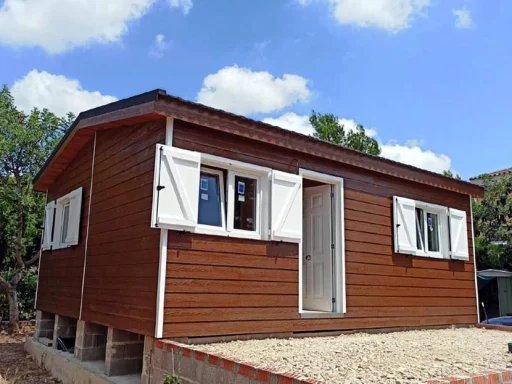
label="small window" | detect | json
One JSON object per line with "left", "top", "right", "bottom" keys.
{"left": 198, "top": 169, "right": 225, "bottom": 228}
{"left": 234, "top": 175, "right": 257, "bottom": 231}
{"left": 415, "top": 208, "right": 442, "bottom": 255}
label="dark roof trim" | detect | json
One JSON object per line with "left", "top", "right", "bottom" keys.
{"left": 33, "top": 89, "right": 165, "bottom": 185}
{"left": 470, "top": 167, "right": 512, "bottom": 180}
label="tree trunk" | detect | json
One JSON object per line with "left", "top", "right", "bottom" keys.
{"left": 7, "top": 286, "right": 19, "bottom": 329}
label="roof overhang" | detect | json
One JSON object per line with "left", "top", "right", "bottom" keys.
{"left": 33, "top": 89, "right": 484, "bottom": 198}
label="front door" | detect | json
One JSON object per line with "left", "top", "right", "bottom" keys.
{"left": 303, "top": 185, "right": 333, "bottom": 312}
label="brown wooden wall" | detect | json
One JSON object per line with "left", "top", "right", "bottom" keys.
{"left": 162, "top": 120, "right": 477, "bottom": 338}
{"left": 80, "top": 120, "right": 165, "bottom": 336}
{"left": 37, "top": 137, "right": 95, "bottom": 319}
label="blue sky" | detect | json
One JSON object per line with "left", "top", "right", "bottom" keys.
{"left": 0, "top": 0, "right": 508, "bottom": 179}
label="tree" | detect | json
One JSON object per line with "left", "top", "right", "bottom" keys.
{"left": 0, "top": 85, "right": 72, "bottom": 327}
{"left": 472, "top": 174, "right": 512, "bottom": 271}
{"left": 309, "top": 111, "right": 381, "bottom": 155}
{"left": 443, "top": 170, "right": 462, "bottom": 180}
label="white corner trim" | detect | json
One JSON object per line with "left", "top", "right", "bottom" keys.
{"left": 166, "top": 117, "right": 174, "bottom": 146}
{"left": 79, "top": 131, "right": 96, "bottom": 320}
{"left": 470, "top": 196, "right": 480, "bottom": 323}
{"left": 298, "top": 168, "right": 345, "bottom": 315}
{"left": 155, "top": 229, "right": 168, "bottom": 338}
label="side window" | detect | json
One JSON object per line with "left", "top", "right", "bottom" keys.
{"left": 394, "top": 196, "right": 468, "bottom": 260}
{"left": 233, "top": 175, "right": 257, "bottom": 231}
{"left": 53, "top": 187, "right": 83, "bottom": 249}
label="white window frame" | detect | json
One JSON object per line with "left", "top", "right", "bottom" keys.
{"left": 414, "top": 202, "right": 447, "bottom": 259}
{"left": 196, "top": 167, "right": 227, "bottom": 233}
{"left": 52, "top": 187, "right": 82, "bottom": 250}
{"left": 193, "top": 153, "right": 271, "bottom": 241}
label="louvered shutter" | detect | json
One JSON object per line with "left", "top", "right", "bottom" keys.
{"left": 154, "top": 145, "right": 201, "bottom": 229}
{"left": 271, "top": 171, "right": 303, "bottom": 242}
{"left": 394, "top": 196, "right": 417, "bottom": 255}
{"left": 449, "top": 208, "right": 469, "bottom": 260}
{"left": 42, "top": 201, "right": 56, "bottom": 250}
{"left": 65, "top": 187, "right": 83, "bottom": 245}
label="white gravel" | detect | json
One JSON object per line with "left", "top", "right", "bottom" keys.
{"left": 197, "top": 328, "right": 512, "bottom": 383}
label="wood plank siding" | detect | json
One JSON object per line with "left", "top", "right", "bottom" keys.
{"left": 37, "top": 137, "right": 95, "bottom": 319}
{"left": 36, "top": 119, "right": 165, "bottom": 336}
{"left": 162, "top": 120, "right": 477, "bottom": 338}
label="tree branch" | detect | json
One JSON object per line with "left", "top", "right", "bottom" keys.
{"left": 0, "top": 275, "right": 11, "bottom": 291}
{"left": 24, "top": 251, "right": 40, "bottom": 267}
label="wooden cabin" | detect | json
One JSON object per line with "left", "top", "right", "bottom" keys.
{"left": 33, "top": 89, "right": 483, "bottom": 362}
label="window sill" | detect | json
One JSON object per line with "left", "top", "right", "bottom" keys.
{"left": 300, "top": 311, "right": 345, "bottom": 319}
{"left": 193, "top": 226, "right": 264, "bottom": 241}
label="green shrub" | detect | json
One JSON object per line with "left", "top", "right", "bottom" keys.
{"left": 163, "top": 374, "right": 182, "bottom": 384}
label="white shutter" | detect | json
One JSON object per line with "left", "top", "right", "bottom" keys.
{"left": 449, "top": 208, "right": 469, "bottom": 260}
{"left": 65, "top": 187, "right": 83, "bottom": 245}
{"left": 271, "top": 171, "right": 303, "bottom": 242}
{"left": 42, "top": 201, "right": 56, "bottom": 250}
{"left": 394, "top": 196, "right": 417, "bottom": 255}
{"left": 154, "top": 145, "right": 201, "bottom": 229}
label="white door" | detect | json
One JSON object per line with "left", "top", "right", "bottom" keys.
{"left": 303, "top": 185, "right": 333, "bottom": 312}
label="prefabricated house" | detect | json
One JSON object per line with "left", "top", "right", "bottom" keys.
{"left": 32, "top": 89, "right": 484, "bottom": 379}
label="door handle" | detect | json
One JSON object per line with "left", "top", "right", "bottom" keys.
{"left": 305, "top": 254, "right": 311, "bottom": 261}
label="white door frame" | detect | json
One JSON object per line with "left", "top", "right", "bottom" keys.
{"left": 298, "top": 168, "right": 345, "bottom": 314}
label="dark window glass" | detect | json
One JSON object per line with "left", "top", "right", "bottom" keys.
{"left": 234, "top": 176, "right": 257, "bottom": 231}
{"left": 198, "top": 172, "right": 222, "bottom": 227}
{"left": 61, "top": 204, "right": 70, "bottom": 243}
{"left": 416, "top": 208, "right": 424, "bottom": 251}
{"left": 427, "top": 212, "right": 440, "bottom": 252}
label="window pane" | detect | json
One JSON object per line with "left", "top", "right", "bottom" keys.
{"left": 198, "top": 172, "right": 222, "bottom": 227}
{"left": 234, "top": 176, "right": 257, "bottom": 231}
{"left": 61, "top": 204, "right": 70, "bottom": 243}
{"left": 416, "top": 208, "right": 425, "bottom": 251}
{"left": 427, "top": 212, "right": 440, "bottom": 252}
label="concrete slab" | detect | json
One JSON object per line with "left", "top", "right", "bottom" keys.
{"left": 25, "top": 337, "right": 141, "bottom": 384}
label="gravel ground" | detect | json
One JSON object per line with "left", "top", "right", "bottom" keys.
{"left": 198, "top": 328, "right": 512, "bottom": 384}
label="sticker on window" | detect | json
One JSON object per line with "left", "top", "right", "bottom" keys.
{"left": 428, "top": 216, "right": 433, "bottom": 231}
{"left": 201, "top": 193, "right": 208, "bottom": 201}
{"left": 238, "top": 181, "right": 245, "bottom": 194}
{"left": 200, "top": 177, "right": 208, "bottom": 191}
{"left": 238, "top": 195, "right": 245, "bottom": 202}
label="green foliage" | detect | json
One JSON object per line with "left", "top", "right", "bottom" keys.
{"left": 0, "top": 84, "right": 70, "bottom": 323}
{"left": 442, "top": 170, "right": 462, "bottom": 180}
{"left": 0, "top": 269, "right": 37, "bottom": 320}
{"left": 473, "top": 174, "right": 512, "bottom": 271}
{"left": 163, "top": 375, "right": 183, "bottom": 384}
{"left": 309, "top": 111, "right": 381, "bottom": 155}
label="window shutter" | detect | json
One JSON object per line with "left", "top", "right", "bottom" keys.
{"left": 449, "top": 208, "right": 469, "bottom": 260}
{"left": 394, "top": 196, "right": 417, "bottom": 255}
{"left": 42, "top": 201, "right": 56, "bottom": 250}
{"left": 154, "top": 145, "right": 201, "bottom": 229}
{"left": 271, "top": 171, "right": 303, "bottom": 242}
{"left": 64, "top": 187, "right": 83, "bottom": 246}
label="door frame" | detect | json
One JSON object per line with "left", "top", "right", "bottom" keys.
{"left": 298, "top": 168, "right": 345, "bottom": 314}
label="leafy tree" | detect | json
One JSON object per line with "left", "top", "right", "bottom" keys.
{"left": 309, "top": 111, "right": 381, "bottom": 155}
{"left": 443, "top": 170, "right": 462, "bottom": 180}
{"left": 0, "top": 85, "right": 71, "bottom": 327}
{"left": 472, "top": 174, "right": 512, "bottom": 271}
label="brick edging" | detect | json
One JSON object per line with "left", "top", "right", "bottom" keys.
{"left": 425, "top": 369, "right": 512, "bottom": 383}
{"left": 475, "top": 323, "right": 512, "bottom": 332}
{"left": 155, "top": 339, "right": 320, "bottom": 384}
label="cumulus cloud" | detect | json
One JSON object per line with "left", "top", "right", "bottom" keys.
{"left": 11, "top": 70, "right": 117, "bottom": 117}
{"left": 298, "top": 0, "right": 430, "bottom": 32}
{"left": 453, "top": 8, "right": 472, "bottom": 29}
{"left": 264, "top": 112, "right": 452, "bottom": 173}
{"left": 197, "top": 66, "right": 311, "bottom": 115}
{"left": 263, "top": 113, "right": 314, "bottom": 135}
{"left": 0, "top": 0, "right": 192, "bottom": 54}
{"left": 150, "top": 34, "right": 170, "bottom": 58}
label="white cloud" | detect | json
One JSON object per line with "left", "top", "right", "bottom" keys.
{"left": 197, "top": 66, "right": 311, "bottom": 115}
{"left": 453, "top": 8, "right": 472, "bottom": 29}
{"left": 298, "top": 0, "right": 430, "bottom": 32}
{"left": 0, "top": 0, "right": 192, "bottom": 54}
{"left": 168, "top": 0, "right": 193, "bottom": 14}
{"left": 11, "top": 70, "right": 118, "bottom": 117}
{"left": 263, "top": 113, "right": 314, "bottom": 135}
{"left": 264, "top": 112, "right": 452, "bottom": 173}
{"left": 381, "top": 141, "right": 451, "bottom": 173}
{"left": 150, "top": 33, "right": 170, "bottom": 58}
